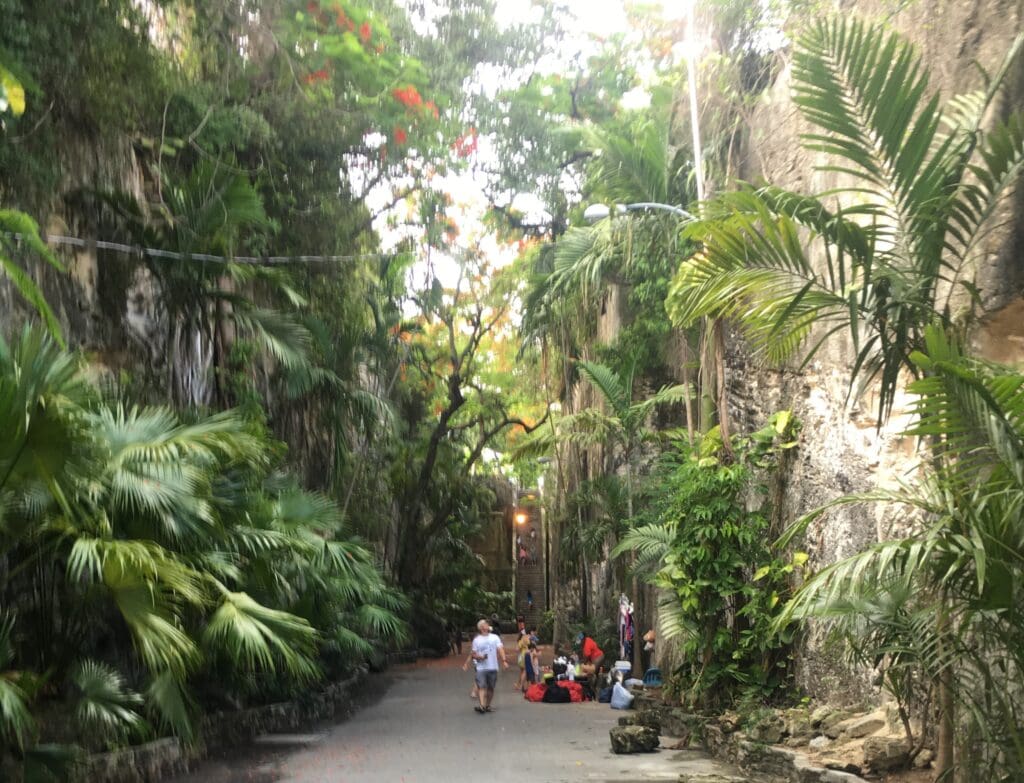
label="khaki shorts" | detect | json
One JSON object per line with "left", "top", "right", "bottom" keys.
{"left": 475, "top": 669, "right": 498, "bottom": 690}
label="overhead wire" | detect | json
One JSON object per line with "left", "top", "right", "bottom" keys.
{"left": 2, "top": 231, "right": 413, "bottom": 267}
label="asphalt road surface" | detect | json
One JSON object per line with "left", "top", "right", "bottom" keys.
{"left": 172, "top": 638, "right": 746, "bottom": 783}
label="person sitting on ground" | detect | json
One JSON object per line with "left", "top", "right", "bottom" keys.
{"left": 574, "top": 632, "right": 604, "bottom": 677}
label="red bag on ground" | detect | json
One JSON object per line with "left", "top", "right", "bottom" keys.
{"left": 563, "top": 681, "right": 584, "bottom": 702}
{"left": 525, "top": 683, "right": 547, "bottom": 702}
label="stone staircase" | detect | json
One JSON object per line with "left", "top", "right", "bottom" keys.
{"left": 515, "top": 551, "right": 546, "bottom": 630}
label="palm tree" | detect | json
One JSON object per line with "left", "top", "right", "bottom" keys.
{"left": 91, "top": 160, "right": 320, "bottom": 408}
{"left": 667, "top": 19, "right": 1024, "bottom": 425}
{"left": 666, "top": 19, "right": 1024, "bottom": 777}
{"left": 777, "top": 326, "right": 1024, "bottom": 779}
{"left": 0, "top": 329, "right": 407, "bottom": 763}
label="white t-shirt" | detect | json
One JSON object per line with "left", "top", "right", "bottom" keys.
{"left": 472, "top": 632, "right": 504, "bottom": 671}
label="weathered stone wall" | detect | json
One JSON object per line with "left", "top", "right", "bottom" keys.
{"left": 728, "top": 0, "right": 1024, "bottom": 701}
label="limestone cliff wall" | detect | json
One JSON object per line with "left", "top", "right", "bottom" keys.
{"left": 728, "top": 0, "right": 1024, "bottom": 701}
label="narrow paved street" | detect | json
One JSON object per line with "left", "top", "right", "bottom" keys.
{"left": 174, "top": 638, "right": 746, "bottom": 782}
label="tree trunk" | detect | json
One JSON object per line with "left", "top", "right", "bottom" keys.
{"left": 626, "top": 457, "right": 643, "bottom": 676}
{"left": 935, "top": 595, "right": 955, "bottom": 780}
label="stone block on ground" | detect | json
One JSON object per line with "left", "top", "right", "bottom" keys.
{"left": 810, "top": 706, "right": 834, "bottom": 728}
{"left": 832, "top": 712, "right": 886, "bottom": 740}
{"left": 808, "top": 735, "right": 832, "bottom": 751}
{"left": 610, "top": 724, "right": 660, "bottom": 754}
{"left": 633, "top": 711, "right": 663, "bottom": 732}
{"left": 824, "top": 759, "right": 864, "bottom": 775}
{"left": 863, "top": 736, "right": 911, "bottom": 772}
{"left": 784, "top": 707, "right": 814, "bottom": 741}
{"left": 748, "top": 713, "right": 785, "bottom": 745}
{"left": 820, "top": 711, "right": 854, "bottom": 739}
{"left": 913, "top": 748, "right": 935, "bottom": 769}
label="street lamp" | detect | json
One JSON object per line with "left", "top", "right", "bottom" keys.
{"left": 583, "top": 202, "right": 696, "bottom": 223}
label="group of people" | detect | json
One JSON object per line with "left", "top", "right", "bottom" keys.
{"left": 461, "top": 618, "right": 606, "bottom": 714}
{"left": 516, "top": 526, "right": 538, "bottom": 566}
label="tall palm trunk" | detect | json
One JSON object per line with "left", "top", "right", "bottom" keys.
{"left": 626, "top": 455, "right": 643, "bottom": 676}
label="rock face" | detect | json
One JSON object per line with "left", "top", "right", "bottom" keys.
{"left": 727, "top": 0, "right": 1024, "bottom": 705}
{"left": 609, "top": 724, "right": 660, "bottom": 754}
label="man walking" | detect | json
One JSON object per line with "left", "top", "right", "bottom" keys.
{"left": 463, "top": 619, "right": 508, "bottom": 713}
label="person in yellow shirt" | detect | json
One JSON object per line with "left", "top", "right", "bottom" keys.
{"left": 515, "top": 629, "right": 531, "bottom": 691}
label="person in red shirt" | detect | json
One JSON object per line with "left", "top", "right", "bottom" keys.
{"left": 575, "top": 632, "right": 605, "bottom": 676}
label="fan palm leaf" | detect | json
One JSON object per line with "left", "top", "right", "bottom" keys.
{"left": 145, "top": 670, "right": 194, "bottom": 742}
{"left": 203, "top": 588, "right": 319, "bottom": 681}
{"left": 0, "top": 614, "right": 35, "bottom": 751}
{"left": 72, "top": 659, "right": 146, "bottom": 742}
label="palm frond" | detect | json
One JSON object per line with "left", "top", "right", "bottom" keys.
{"left": 0, "top": 210, "right": 65, "bottom": 345}
{"left": 576, "top": 361, "right": 629, "bottom": 417}
{"left": 145, "top": 671, "right": 194, "bottom": 742}
{"left": 0, "top": 614, "right": 35, "bottom": 751}
{"left": 657, "top": 596, "right": 699, "bottom": 645}
{"left": 793, "top": 18, "right": 942, "bottom": 236}
{"left": 203, "top": 589, "right": 320, "bottom": 681}
{"left": 612, "top": 522, "right": 677, "bottom": 569}
{"left": 72, "top": 660, "right": 146, "bottom": 741}
{"left": 353, "top": 604, "right": 409, "bottom": 644}
{"left": 230, "top": 306, "right": 313, "bottom": 372}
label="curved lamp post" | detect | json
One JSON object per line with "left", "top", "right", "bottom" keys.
{"left": 582, "top": 202, "right": 696, "bottom": 223}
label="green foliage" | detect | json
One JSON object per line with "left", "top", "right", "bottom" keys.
{"left": 0, "top": 209, "right": 64, "bottom": 345}
{"left": 616, "top": 416, "right": 802, "bottom": 709}
{"left": 668, "top": 19, "right": 1024, "bottom": 424}
{"left": 0, "top": 329, "right": 408, "bottom": 760}
{"left": 778, "top": 327, "right": 1024, "bottom": 778}
{"left": 71, "top": 661, "right": 146, "bottom": 749}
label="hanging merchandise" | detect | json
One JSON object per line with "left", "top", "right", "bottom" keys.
{"left": 618, "top": 593, "right": 634, "bottom": 661}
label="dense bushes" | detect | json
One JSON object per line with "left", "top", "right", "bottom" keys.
{"left": 0, "top": 329, "right": 406, "bottom": 763}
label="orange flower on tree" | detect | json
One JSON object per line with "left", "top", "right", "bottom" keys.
{"left": 393, "top": 126, "right": 408, "bottom": 145}
{"left": 359, "top": 21, "right": 372, "bottom": 43}
{"left": 392, "top": 85, "right": 423, "bottom": 109}
{"left": 425, "top": 100, "right": 439, "bottom": 119}
{"left": 452, "top": 127, "right": 478, "bottom": 158}
{"left": 304, "top": 67, "right": 330, "bottom": 84}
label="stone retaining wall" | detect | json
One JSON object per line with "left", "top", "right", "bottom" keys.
{"left": 70, "top": 668, "right": 368, "bottom": 783}
{"left": 637, "top": 701, "right": 869, "bottom": 783}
